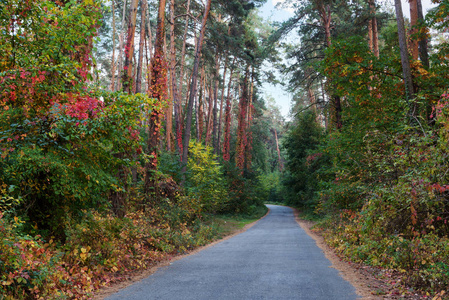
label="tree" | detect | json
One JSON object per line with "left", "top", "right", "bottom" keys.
{"left": 135, "top": 0, "right": 148, "bottom": 94}
{"left": 394, "top": 0, "right": 416, "bottom": 121}
{"left": 182, "top": 0, "right": 212, "bottom": 167}
{"left": 122, "top": 0, "right": 139, "bottom": 94}
{"left": 145, "top": 0, "right": 168, "bottom": 199}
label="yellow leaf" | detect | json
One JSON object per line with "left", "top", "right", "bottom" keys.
{"left": 81, "top": 247, "right": 87, "bottom": 253}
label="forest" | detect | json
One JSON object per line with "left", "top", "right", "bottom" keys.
{"left": 0, "top": 0, "right": 449, "bottom": 298}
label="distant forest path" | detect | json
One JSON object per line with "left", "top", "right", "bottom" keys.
{"left": 105, "top": 205, "right": 359, "bottom": 300}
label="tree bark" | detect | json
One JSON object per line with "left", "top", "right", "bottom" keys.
{"left": 217, "top": 55, "right": 228, "bottom": 157}
{"left": 274, "top": 129, "right": 283, "bottom": 172}
{"left": 416, "top": 0, "right": 429, "bottom": 69}
{"left": 110, "top": 0, "right": 117, "bottom": 91}
{"left": 178, "top": 0, "right": 192, "bottom": 99}
{"left": 135, "top": 0, "right": 148, "bottom": 94}
{"left": 236, "top": 66, "right": 250, "bottom": 173}
{"left": 116, "top": 0, "right": 128, "bottom": 91}
{"left": 223, "top": 59, "right": 236, "bottom": 162}
{"left": 145, "top": 0, "right": 168, "bottom": 201}
{"left": 205, "top": 80, "right": 214, "bottom": 146}
{"left": 317, "top": 1, "right": 342, "bottom": 129}
{"left": 212, "top": 52, "right": 221, "bottom": 154}
{"left": 181, "top": 0, "right": 212, "bottom": 166}
{"left": 409, "top": 0, "right": 419, "bottom": 60}
{"left": 368, "top": 0, "right": 379, "bottom": 57}
{"left": 394, "top": 0, "right": 416, "bottom": 120}
{"left": 122, "top": 0, "right": 138, "bottom": 94}
{"left": 318, "top": 3, "right": 332, "bottom": 47}
{"left": 167, "top": 0, "right": 178, "bottom": 151}
{"left": 175, "top": 0, "right": 192, "bottom": 157}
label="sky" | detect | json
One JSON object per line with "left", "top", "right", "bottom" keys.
{"left": 258, "top": 0, "right": 437, "bottom": 119}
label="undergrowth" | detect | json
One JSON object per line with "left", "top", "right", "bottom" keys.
{"left": 0, "top": 202, "right": 264, "bottom": 299}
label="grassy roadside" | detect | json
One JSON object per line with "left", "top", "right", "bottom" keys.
{"left": 92, "top": 205, "right": 269, "bottom": 299}
{"left": 0, "top": 205, "right": 268, "bottom": 300}
{"left": 290, "top": 208, "right": 447, "bottom": 299}
{"left": 209, "top": 205, "right": 268, "bottom": 238}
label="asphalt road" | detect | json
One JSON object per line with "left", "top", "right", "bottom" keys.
{"left": 106, "top": 205, "right": 359, "bottom": 300}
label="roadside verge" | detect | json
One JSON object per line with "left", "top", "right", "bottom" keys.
{"left": 94, "top": 208, "right": 270, "bottom": 299}
{"left": 292, "top": 208, "right": 383, "bottom": 300}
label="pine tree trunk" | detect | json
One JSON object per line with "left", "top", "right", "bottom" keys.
{"left": 110, "top": 0, "right": 117, "bottom": 91}
{"left": 217, "top": 54, "right": 229, "bottom": 157}
{"left": 205, "top": 81, "right": 214, "bottom": 146}
{"left": 145, "top": 0, "right": 168, "bottom": 201}
{"left": 212, "top": 52, "right": 221, "bottom": 154}
{"left": 416, "top": 0, "right": 429, "bottom": 69}
{"left": 372, "top": 2, "right": 379, "bottom": 58}
{"left": 409, "top": 0, "right": 419, "bottom": 60}
{"left": 245, "top": 69, "right": 255, "bottom": 171}
{"left": 368, "top": 0, "right": 379, "bottom": 57}
{"left": 175, "top": 0, "right": 192, "bottom": 157}
{"left": 236, "top": 66, "right": 250, "bottom": 173}
{"left": 135, "top": 0, "right": 147, "bottom": 94}
{"left": 145, "top": 5, "right": 153, "bottom": 90}
{"left": 318, "top": 2, "right": 342, "bottom": 129}
{"left": 394, "top": 0, "right": 416, "bottom": 121}
{"left": 166, "top": 0, "right": 177, "bottom": 152}
{"left": 181, "top": 0, "right": 212, "bottom": 167}
{"left": 122, "top": 0, "right": 138, "bottom": 94}
{"left": 274, "top": 129, "right": 283, "bottom": 172}
{"left": 223, "top": 60, "right": 236, "bottom": 162}
{"left": 178, "top": 0, "right": 192, "bottom": 99}
{"left": 117, "top": 0, "right": 128, "bottom": 91}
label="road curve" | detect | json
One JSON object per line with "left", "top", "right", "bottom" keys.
{"left": 106, "top": 205, "right": 358, "bottom": 300}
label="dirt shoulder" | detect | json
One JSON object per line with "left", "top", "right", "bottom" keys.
{"left": 93, "top": 209, "right": 270, "bottom": 299}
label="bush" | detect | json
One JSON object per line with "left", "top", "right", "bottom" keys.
{"left": 185, "top": 141, "right": 229, "bottom": 214}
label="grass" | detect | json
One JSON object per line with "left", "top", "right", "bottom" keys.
{"left": 209, "top": 205, "right": 268, "bottom": 238}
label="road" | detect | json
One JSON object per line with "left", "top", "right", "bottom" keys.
{"left": 106, "top": 205, "right": 359, "bottom": 300}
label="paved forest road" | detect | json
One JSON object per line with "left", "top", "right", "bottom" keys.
{"left": 106, "top": 205, "right": 358, "bottom": 300}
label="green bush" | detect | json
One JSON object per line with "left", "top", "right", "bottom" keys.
{"left": 186, "top": 141, "right": 229, "bottom": 214}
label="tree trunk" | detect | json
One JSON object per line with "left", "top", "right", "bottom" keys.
{"left": 145, "top": 0, "right": 168, "bottom": 201}
{"left": 110, "top": 0, "right": 117, "bottom": 91}
{"left": 274, "top": 129, "right": 283, "bottom": 172}
{"left": 409, "top": 0, "right": 419, "bottom": 60}
{"left": 178, "top": 0, "right": 192, "bottom": 99}
{"left": 145, "top": 5, "right": 153, "bottom": 91}
{"left": 122, "top": 0, "right": 138, "bottom": 94}
{"left": 175, "top": 0, "right": 191, "bottom": 157}
{"left": 205, "top": 81, "right": 214, "bottom": 146}
{"left": 212, "top": 52, "right": 221, "bottom": 154}
{"left": 236, "top": 66, "right": 250, "bottom": 173}
{"left": 181, "top": 0, "right": 212, "bottom": 167}
{"left": 117, "top": 0, "right": 128, "bottom": 91}
{"left": 197, "top": 67, "right": 205, "bottom": 141}
{"left": 217, "top": 54, "right": 228, "bottom": 157}
{"left": 245, "top": 68, "right": 255, "bottom": 171}
{"left": 223, "top": 59, "right": 236, "bottom": 162}
{"left": 394, "top": 0, "right": 417, "bottom": 120}
{"left": 135, "top": 0, "right": 147, "bottom": 94}
{"left": 416, "top": 0, "right": 429, "bottom": 69}
{"left": 318, "top": 3, "right": 332, "bottom": 47}
{"left": 368, "top": 0, "right": 379, "bottom": 57}
{"left": 318, "top": 2, "right": 342, "bottom": 130}
{"left": 372, "top": 3, "right": 379, "bottom": 57}
{"left": 166, "top": 0, "right": 177, "bottom": 151}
